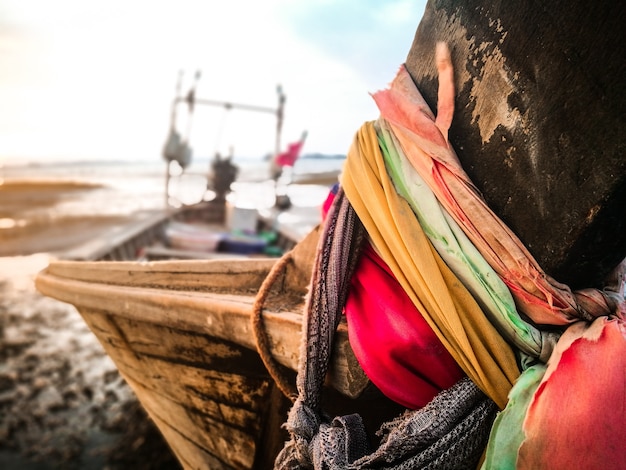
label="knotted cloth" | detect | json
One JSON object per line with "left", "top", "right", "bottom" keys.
{"left": 371, "top": 45, "right": 621, "bottom": 325}
{"left": 376, "top": 119, "right": 560, "bottom": 367}
{"left": 342, "top": 121, "right": 519, "bottom": 409}
{"left": 270, "top": 42, "right": 625, "bottom": 469}
{"left": 275, "top": 188, "right": 498, "bottom": 469}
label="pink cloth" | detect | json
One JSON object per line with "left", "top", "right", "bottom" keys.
{"left": 321, "top": 183, "right": 338, "bottom": 217}
{"left": 276, "top": 140, "right": 305, "bottom": 167}
{"left": 346, "top": 243, "right": 465, "bottom": 409}
{"left": 518, "top": 315, "right": 626, "bottom": 469}
{"left": 324, "top": 187, "right": 464, "bottom": 409}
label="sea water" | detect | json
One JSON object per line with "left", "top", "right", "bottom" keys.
{"left": 1, "top": 156, "right": 344, "bottom": 220}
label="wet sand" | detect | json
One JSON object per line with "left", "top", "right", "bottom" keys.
{"left": 0, "top": 181, "right": 181, "bottom": 469}
{"left": 0, "top": 180, "right": 137, "bottom": 257}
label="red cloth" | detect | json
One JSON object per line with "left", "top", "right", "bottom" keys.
{"left": 323, "top": 187, "right": 465, "bottom": 409}
{"left": 275, "top": 140, "right": 304, "bottom": 167}
{"left": 346, "top": 243, "right": 465, "bottom": 409}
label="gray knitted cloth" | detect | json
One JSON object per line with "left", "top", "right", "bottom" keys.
{"left": 274, "top": 187, "right": 498, "bottom": 469}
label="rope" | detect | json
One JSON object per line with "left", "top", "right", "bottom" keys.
{"left": 252, "top": 250, "right": 298, "bottom": 401}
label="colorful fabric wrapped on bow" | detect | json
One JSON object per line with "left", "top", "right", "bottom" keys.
{"left": 338, "top": 42, "right": 625, "bottom": 467}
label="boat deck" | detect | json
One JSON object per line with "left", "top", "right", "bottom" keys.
{"left": 58, "top": 201, "right": 322, "bottom": 262}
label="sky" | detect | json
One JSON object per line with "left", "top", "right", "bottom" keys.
{"left": 0, "top": 0, "right": 427, "bottom": 164}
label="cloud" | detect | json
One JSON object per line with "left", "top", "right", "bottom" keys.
{"left": 0, "top": 0, "right": 425, "bottom": 163}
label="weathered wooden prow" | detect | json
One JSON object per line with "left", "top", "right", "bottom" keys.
{"left": 404, "top": 0, "right": 625, "bottom": 289}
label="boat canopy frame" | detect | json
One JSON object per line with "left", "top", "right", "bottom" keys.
{"left": 163, "top": 70, "right": 286, "bottom": 207}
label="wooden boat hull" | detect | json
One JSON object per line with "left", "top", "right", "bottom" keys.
{"left": 35, "top": 228, "right": 398, "bottom": 469}
{"left": 71, "top": 295, "right": 290, "bottom": 469}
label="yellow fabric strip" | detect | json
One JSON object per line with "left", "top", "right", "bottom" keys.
{"left": 341, "top": 121, "right": 519, "bottom": 409}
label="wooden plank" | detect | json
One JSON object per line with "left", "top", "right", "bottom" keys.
{"left": 142, "top": 246, "right": 248, "bottom": 260}
{"left": 79, "top": 309, "right": 273, "bottom": 418}
{"left": 36, "top": 270, "right": 369, "bottom": 398}
{"left": 45, "top": 224, "right": 320, "bottom": 295}
{"left": 61, "top": 210, "right": 171, "bottom": 261}
{"left": 125, "top": 376, "right": 261, "bottom": 469}
{"left": 45, "top": 258, "right": 278, "bottom": 292}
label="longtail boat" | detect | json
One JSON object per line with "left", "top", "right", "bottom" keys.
{"left": 36, "top": 225, "right": 406, "bottom": 469}
{"left": 36, "top": 0, "right": 625, "bottom": 468}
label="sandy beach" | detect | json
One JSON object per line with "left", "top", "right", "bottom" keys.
{"left": 0, "top": 173, "right": 333, "bottom": 469}
{"left": 0, "top": 181, "right": 139, "bottom": 257}
{"left": 0, "top": 180, "right": 182, "bottom": 469}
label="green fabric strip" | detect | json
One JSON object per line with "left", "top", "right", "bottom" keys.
{"left": 376, "top": 119, "right": 556, "bottom": 366}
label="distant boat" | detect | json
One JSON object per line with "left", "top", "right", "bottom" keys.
{"left": 36, "top": 72, "right": 330, "bottom": 470}
{"left": 59, "top": 72, "right": 319, "bottom": 264}
{"left": 59, "top": 200, "right": 301, "bottom": 262}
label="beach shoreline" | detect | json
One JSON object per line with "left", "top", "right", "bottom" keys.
{"left": 0, "top": 180, "right": 186, "bottom": 469}
{"left": 0, "top": 180, "right": 139, "bottom": 258}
